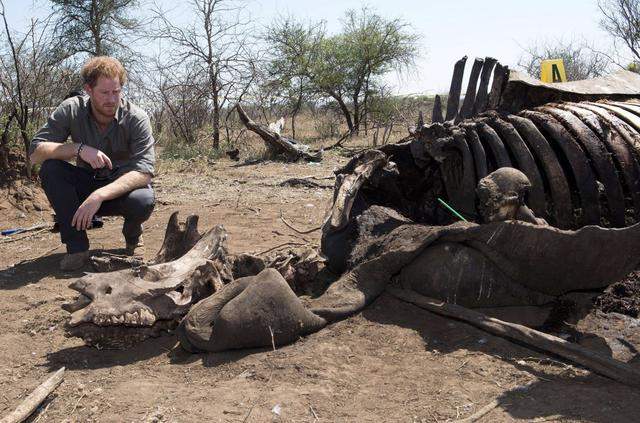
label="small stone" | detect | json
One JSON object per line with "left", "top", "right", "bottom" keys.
{"left": 271, "top": 404, "right": 282, "bottom": 416}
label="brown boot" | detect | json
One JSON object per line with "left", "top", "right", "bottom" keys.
{"left": 124, "top": 236, "right": 145, "bottom": 256}
{"left": 60, "top": 251, "right": 89, "bottom": 271}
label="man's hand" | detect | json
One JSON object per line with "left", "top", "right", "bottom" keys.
{"left": 79, "top": 145, "right": 112, "bottom": 170}
{"left": 72, "top": 192, "right": 104, "bottom": 231}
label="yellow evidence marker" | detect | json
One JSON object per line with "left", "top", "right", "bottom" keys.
{"left": 540, "top": 59, "right": 567, "bottom": 83}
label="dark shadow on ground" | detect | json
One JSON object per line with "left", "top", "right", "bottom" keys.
{"left": 361, "top": 293, "right": 640, "bottom": 422}
{"left": 45, "top": 324, "right": 266, "bottom": 371}
{"left": 0, "top": 248, "right": 133, "bottom": 290}
{"left": 230, "top": 159, "right": 266, "bottom": 168}
{"left": 45, "top": 335, "right": 178, "bottom": 371}
{"left": 168, "top": 344, "right": 262, "bottom": 367}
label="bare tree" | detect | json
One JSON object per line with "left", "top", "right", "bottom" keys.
{"left": 153, "top": 66, "right": 209, "bottom": 145}
{"left": 152, "top": 0, "right": 256, "bottom": 150}
{"left": 518, "top": 39, "right": 611, "bottom": 81}
{"left": 599, "top": 0, "right": 640, "bottom": 65}
{"left": 0, "top": 105, "right": 15, "bottom": 173}
{"left": 0, "top": 1, "right": 73, "bottom": 177}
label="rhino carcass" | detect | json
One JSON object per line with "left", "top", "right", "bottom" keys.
{"left": 63, "top": 60, "right": 640, "bottom": 385}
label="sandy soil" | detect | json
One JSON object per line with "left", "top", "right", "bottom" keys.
{"left": 1, "top": 153, "right": 640, "bottom": 422}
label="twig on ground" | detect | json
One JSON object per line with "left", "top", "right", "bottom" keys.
{"left": 254, "top": 242, "right": 307, "bottom": 256}
{"left": 279, "top": 211, "right": 321, "bottom": 235}
{"left": 455, "top": 399, "right": 499, "bottom": 423}
{"left": 532, "top": 415, "right": 565, "bottom": 422}
{"left": 309, "top": 405, "right": 319, "bottom": 421}
{"left": 300, "top": 175, "right": 334, "bottom": 180}
{"left": 242, "top": 400, "right": 258, "bottom": 422}
{"left": 277, "top": 178, "right": 333, "bottom": 190}
{"left": 98, "top": 252, "right": 131, "bottom": 258}
{"left": 242, "top": 372, "right": 274, "bottom": 423}
{"left": 323, "top": 130, "right": 353, "bottom": 151}
{"left": 234, "top": 187, "right": 242, "bottom": 209}
{"left": 0, "top": 228, "right": 51, "bottom": 245}
{"left": 516, "top": 356, "right": 572, "bottom": 369}
{"left": 10, "top": 244, "right": 62, "bottom": 267}
{"left": 456, "top": 360, "right": 469, "bottom": 371}
{"left": 24, "top": 245, "right": 62, "bottom": 264}
{"left": 455, "top": 380, "right": 536, "bottom": 422}
{"left": 0, "top": 367, "right": 65, "bottom": 423}
{"left": 32, "top": 400, "right": 52, "bottom": 423}
{"left": 69, "top": 392, "right": 86, "bottom": 417}
{"left": 268, "top": 325, "right": 276, "bottom": 351}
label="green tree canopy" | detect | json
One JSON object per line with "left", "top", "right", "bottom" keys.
{"left": 49, "top": 0, "right": 142, "bottom": 59}
{"left": 265, "top": 8, "right": 420, "bottom": 133}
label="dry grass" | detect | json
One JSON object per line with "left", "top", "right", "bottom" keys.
{"left": 156, "top": 96, "right": 437, "bottom": 165}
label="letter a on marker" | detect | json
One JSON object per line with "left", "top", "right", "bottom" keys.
{"left": 540, "top": 59, "right": 567, "bottom": 83}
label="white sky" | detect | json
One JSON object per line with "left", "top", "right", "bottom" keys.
{"left": 2, "top": 0, "right": 617, "bottom": 95}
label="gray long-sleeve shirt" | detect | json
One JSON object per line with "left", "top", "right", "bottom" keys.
{"left": 30, "top": 95, "right": 155, "bottom": 177}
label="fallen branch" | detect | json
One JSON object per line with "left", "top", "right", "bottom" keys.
{"left": 0, "top": 227, "right": 51, "bottom": 244}
{"left": 455, "top": 380, "right": 535, "bottom": 422}
{"left": 279, "top": 178, "right": 332, "bottom": 190}
{"left": 236, "top": 104, "right": 321, "bottom": 162}
{"left": 254, "top": 241, "right": 307, "bottom": 256}
{"left": 0, "top": 367, "right": 65, "bottom": 423}
{"left": 387, "top": 287, "right": 640, "bottom": 388}
{"left": 323, "top": 130, "right": 353, "bottom": 151}
{"left": 455, "top": 398, "right": 499, "bottom": 422}
{"left": 280, "top": 212, "right": 321, "bottom": 235}
{"left": 309, "top": 405, "right": 319, "bottom": 421}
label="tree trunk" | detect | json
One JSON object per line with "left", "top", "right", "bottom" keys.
{"left": 212, "top": 93, "right": 221, "bottom": 150}
{"left": 291, "top": 88, "right": 303, "bottom": 140}
{"left": 353, "top": 96, "right": 360, "bottom": 135}
{"left": 236, "top": 104, "right": 321, "bottom": 162}
{"left": 291, "top": 114, "right": 297, "bottom": 140}
{"left": 0, "top": 146, "right": 8, "bottom": 173}
{"left": 363, "top": 78, "right": 370, "bottom": 136}
{"left": 331, "top": 94, "right": 354, "bottom": 134}
{"left": 0, "top": 112, "right": 14, "bottom": 172}
{"left": 20, "top": 128, "right": 31, "bottom": 179}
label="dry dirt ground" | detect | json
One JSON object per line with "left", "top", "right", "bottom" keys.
{"left": 1, "top": 152, "right": 640, "bottom": 422}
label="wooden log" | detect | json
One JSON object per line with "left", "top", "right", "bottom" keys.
{"left": 0, "top": 367, "right": 65, "bottom": 423}
{"left": 236, "top": 104, "right": 321, "bottom": 162}
{"left": 445, "top": 56, "right": 468, "bottom": 121}
{"left": 386, "top": 287, "right": 640, "bottom": 388}
{"left": 473, "top": 57, "right": 498, "bottom": 115}
{"left": 457, "top": 58, "right": 484, "bottom": 122}
{"left": 432, "top": 95, "right": 444, "bottom": 123}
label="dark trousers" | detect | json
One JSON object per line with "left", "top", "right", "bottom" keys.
{"left": 39, "top": 159, "right": 155, "bottom": 253}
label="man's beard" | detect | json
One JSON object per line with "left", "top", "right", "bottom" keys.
{"left": 96, "top": 103, "right": 117, "bottom": 118}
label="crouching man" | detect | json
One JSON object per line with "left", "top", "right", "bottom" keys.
{"left": 29, "top": 56, "right": 155, "bottom": 271}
